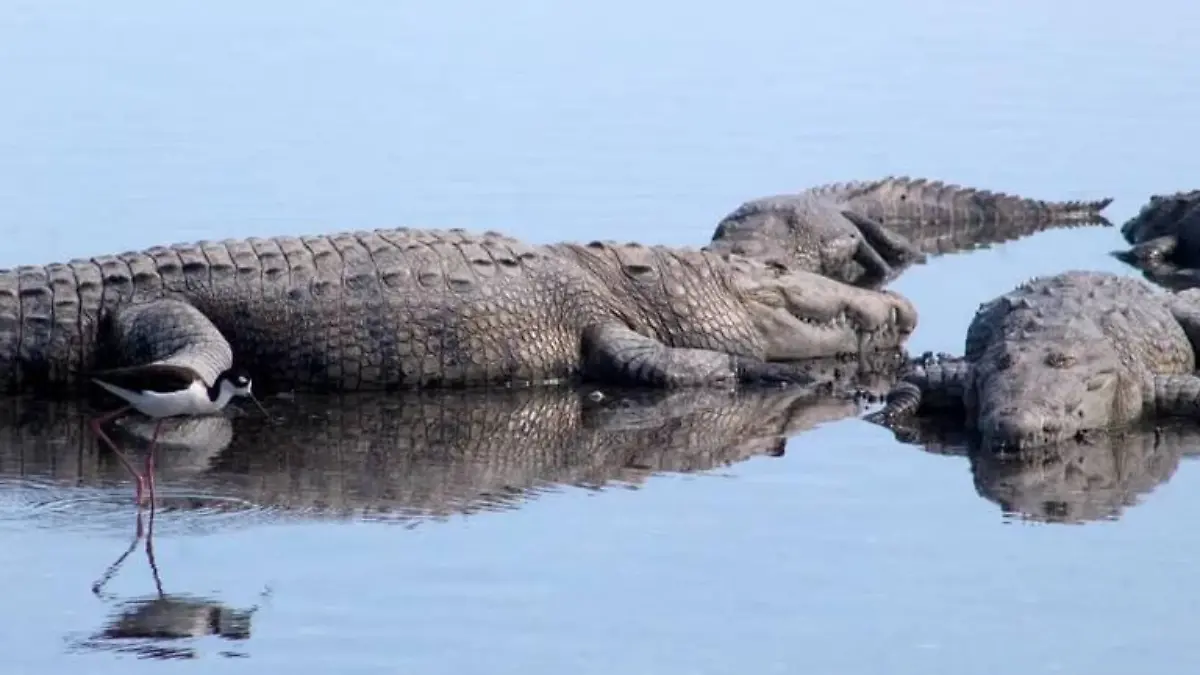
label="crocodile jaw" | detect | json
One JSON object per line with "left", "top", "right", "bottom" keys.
{"left": 749, "top": 287, "right": 918, "bottom": 360}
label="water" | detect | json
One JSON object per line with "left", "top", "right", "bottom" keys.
{"left": 2, "top": 0, "right": 1200, "bottom": 672}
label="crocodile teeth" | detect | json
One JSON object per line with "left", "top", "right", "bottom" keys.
{"left": 799, "top": 311, "right": 851, "bottom": 329}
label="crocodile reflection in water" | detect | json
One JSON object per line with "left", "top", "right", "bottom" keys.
{"left": 879, "top": 419, "right": 1199, "bottom": 524}
{"left": 12, "top": 354, "right": 897, "bottom": 660}
{"left": 0, "top": 350, "right": 905, "bottom": 524}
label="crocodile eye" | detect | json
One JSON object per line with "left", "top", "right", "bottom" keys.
{"left": 1045, "top": 352, "right": 1075, "bottom": 368}
{"left": 996, "top": 352, "right": 1014, "bottom": 370}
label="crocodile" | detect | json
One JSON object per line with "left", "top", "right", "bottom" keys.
{"left": 864, "top": 270, "right": 1200, "bottom": 450}
{"left": 0, "top": 227, "right": 917, "bottom": 396}
{"left": 1113, "top": 188, "right": 1200, "bottom": 290}
{"left": 707, "top": 176, "right": 1114, "bottom": 288}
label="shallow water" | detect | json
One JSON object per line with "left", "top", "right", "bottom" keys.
{"left": 4, "top": 0, "right": 1200, "bottom": 672}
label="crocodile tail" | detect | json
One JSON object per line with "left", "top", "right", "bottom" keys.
{"left": 812, "top": 176, "right": 1113, "bottom": 257}
{"left": 825, "top": 175, "right": 1113, "bottom": 227}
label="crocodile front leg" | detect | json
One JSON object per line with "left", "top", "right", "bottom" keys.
{"left": 1118, "top": 234, "right": 1178, "bottom": 265}
{"left": 1148, "top": 374, "right": 1200, "bottom": 417}
{"left": 581, "top": 323, "right": 826, "bottom": 389}
{"left": 843, "top": 212, "right": 926, "bottom": 266}
{"left": 102, "top": 299, "right": 233, "bottom": 384}
{"left": 864, "top": 358, "right": 971, "bottom": 425}
{"left": 1113, "top": 240, "right": 1200, "bottom": 291}
{"left": 1163, "top": 289, "right": 1200, "bottom": 356}
{"left": 840, "top": 211, "right": 927, "bottom": 287}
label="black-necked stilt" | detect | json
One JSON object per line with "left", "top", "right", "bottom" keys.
{"left": 87, "top": 363, "right": 270, "bottom": 505}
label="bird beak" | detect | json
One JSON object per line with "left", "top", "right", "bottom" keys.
{"left": 248, "top": 394, "right": 272, "bottom": 420}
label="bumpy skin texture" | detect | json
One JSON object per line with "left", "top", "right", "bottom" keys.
{"left": 0, "top": 227, "right": 917, "bottom": 395}
{"left": 866, "top": 271, "right": 1200, "bottom": 451}
{"left": 707, "top": 176, "right": 1113, "bottom": 288}
{"left": 0, "top": 357, "right": 904, "bottom": 521}
{"left": 1114, "top": 189, "right": 1200, "bottom": 290}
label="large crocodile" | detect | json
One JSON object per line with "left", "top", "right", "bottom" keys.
{"left": 864, "top": 270, "right": 1200, "bottom": 450}
{"left": 0, "top": 227, "right": 916, "bottom": 396}
{"left": 707, "top": 176, "right": 1114, "bottom": 288}
{"left": 1113, "top": 189, "right": 1200, "bottom": 290}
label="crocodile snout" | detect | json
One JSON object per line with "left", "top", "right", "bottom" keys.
{"left": 982, "top": 408, "right": 1074, "bottom": 451}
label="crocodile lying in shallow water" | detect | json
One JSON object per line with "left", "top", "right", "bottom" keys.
{"left": 865, "top": 270, "right": 1200, "bottom": 450}
{"left": 1113, "top": 189, "right": 1200, "bottom": 290}
{"left": 0, "top": 227, "right": 916, "bottom": 395}
{"left": 707, "top": 176, "right": 1114, "bottom": 288}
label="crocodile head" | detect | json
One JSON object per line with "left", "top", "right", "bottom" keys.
{"left": 971, "top": 340, "right": 1138, "bottom": 451}
{"left": 708, "top": 195, "right": 863, "bottom": 277}
{"left": 730, "top": 257, "right": 918, "bottom": 359}
{"left": 1120, "top": 189, "right": 1200, "bottom": 249}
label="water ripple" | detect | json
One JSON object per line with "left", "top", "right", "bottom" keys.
{"left": 0, "top": 477, "right": 283, "bottom": 537}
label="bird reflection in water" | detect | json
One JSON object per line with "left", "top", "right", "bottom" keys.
{"left": 68, "top": 507, "right": 269, "bottom": 660}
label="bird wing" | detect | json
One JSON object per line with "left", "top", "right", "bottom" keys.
{"left": 88, "top": 363, "right": 199, "bottom": 393}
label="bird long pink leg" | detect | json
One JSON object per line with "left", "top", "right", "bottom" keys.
{"left": 144, "top": 420, "right": 163, "bottom": 508}
{"left": 87, "top": 406, "right": 146, "bottom": 506}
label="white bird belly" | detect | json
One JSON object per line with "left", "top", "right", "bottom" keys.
{"left": 94, "top": 380, "right": 222, "bottom": 418}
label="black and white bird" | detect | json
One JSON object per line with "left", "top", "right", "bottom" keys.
{"left": 87, "top": 363, "right": 270, "bottom": 506}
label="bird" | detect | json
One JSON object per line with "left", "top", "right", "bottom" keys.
{"left": 86, "top": 363, "right": 270, "bottom": 507}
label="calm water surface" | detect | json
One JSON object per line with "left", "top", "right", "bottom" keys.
{"left": 3, "top": 1, "right": 1200, "bottom": 672}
